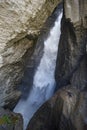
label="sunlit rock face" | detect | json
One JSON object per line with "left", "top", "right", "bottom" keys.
{"left": 55, "top": 0, "right": 87, "bottom": 90}
{"left": 27, "top": 86, "right": 87, "bottom": 130}
{"left": 0, "top": 0, "right": 62, "bottom": 108}
{"left": 64, "top": 0, "right": 87, "bottom": 28}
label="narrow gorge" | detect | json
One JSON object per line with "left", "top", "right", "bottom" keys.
{"left": 0, "top": 0, "right": 87, "bottom": 130}
{"left": 14, "top": 6, "right": 62, "bottom": 129}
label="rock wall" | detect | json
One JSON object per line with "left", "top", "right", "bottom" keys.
{"left": 0, "top": 0, "right": 61, "bottom": 108}
{"left": 55, "top": 0, "right": 87, "bottom": 90}
{"left": 27, "top": 86, "right": 87, "bottom": 130}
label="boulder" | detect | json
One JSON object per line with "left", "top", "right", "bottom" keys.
{"left": 27, "top": 86, "right": 87, "bottom": 130}
{"left": 0, "top": 107, "right": 23, "bottom": 130}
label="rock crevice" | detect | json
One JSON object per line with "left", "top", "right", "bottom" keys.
{"left": 55, "top": 0, "right": 87, "bottom": 90}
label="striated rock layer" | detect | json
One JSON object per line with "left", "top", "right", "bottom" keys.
{"left": 55, "top": 0, "right": 87, "bottom": 90}
{"left": 0, "top": 0, "right": 61, "bottom": 108}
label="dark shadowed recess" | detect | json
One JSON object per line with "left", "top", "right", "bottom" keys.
{"left": 55, "top": 14, "right": 87, "bottom": 90}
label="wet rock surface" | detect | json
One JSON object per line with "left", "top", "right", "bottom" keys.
{"left": 27, "top": 86, "right": 87, "bottom": 130}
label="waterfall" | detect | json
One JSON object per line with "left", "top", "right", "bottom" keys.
{"left": 14, "top": 11, "right": 62, "bottom": 130}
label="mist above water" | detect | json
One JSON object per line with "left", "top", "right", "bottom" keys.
{"left": 14, "top": 11, "right": 62, "bottom": 130}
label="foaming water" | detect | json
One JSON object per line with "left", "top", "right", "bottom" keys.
{"left": 14, "top": 11, "right": 62, "bottom": 130}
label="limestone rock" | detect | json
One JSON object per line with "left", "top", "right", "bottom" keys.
{"left": 64, "top": 0, "right": 87, "bottom": 28}
{"left": 0, "top": 0, "right": 61, "bottom": 108}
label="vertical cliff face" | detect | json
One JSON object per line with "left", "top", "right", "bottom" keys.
{"left": 55, "top": 0, "right": 87, "bottom": 90}
{"left": 0, "top": 0, "right": 62, "bottom": 108}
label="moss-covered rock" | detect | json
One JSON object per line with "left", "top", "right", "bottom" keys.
{"left": 0, "top": 107, "right": 23, "bottom": 130}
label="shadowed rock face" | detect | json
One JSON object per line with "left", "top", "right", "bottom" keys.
{"left": 26, "top": 86, "right": 87, "bottom": 130}
{"left": 55, "top": 0, "right": 87, "bottom": 90}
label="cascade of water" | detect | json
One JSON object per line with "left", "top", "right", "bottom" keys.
{"left": 14, "top": 11, "right": 62, "bottom": 130}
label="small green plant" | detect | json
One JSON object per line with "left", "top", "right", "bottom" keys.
{"left": 0, "top": 115, "right": 19, "bottom": 125}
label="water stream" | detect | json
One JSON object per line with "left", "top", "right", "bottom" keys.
{"left": 14, "top": 10, "right": 62, "bottom": 130}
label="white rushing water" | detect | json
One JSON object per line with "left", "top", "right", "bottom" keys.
{"left": 14, "top": 12, "right": 62, "bottom": 130}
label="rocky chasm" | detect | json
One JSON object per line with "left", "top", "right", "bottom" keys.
{"left": 14, "top": 7, "right": 63, "bottom": 129}
{"left": 0, "top": 0, "right": 87, "bottom": 130}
